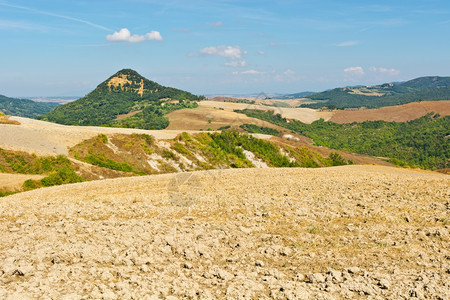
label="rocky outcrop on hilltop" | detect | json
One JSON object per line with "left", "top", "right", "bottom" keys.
{"left": 0, "top": 166, "right": 448, "bottom": 299}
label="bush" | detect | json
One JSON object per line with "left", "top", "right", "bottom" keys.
{"left": 40, "top": 167, "right": 84, "bottom": 187}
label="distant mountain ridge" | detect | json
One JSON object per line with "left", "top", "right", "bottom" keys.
{"left": 301, "top": 76, "right": 450, "bottom": 109}
{"left": 0, "top": 95, "right": 58, "bottom": 118}
{"left": 43, "top": 69, "right": 204, "bottom": 129}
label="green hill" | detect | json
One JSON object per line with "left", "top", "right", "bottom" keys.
{"left": 43, "top": 69, "right": 204, "bottom": 129}
{"left": 0, "top": 95, "right": 58, "bottom": 118}
{"left": 301, "top": 76, "right": 450, "bottom": 109}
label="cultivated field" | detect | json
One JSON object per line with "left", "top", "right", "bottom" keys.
{"left": 199, "top": 101, "right": 333, "bottom": 124}
{"left": 330, "top": 100, "right": 450, "bottom": 123}
{"left": 0, "top": 166, "right": 448, "bottom": 299}
{"left": 166, "top": 106, "right": 283, "bottom": 131}
{"left": 0, "top": 174, "right": 44, "bottom": 192}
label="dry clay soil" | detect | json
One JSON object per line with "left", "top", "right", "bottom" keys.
{"left": 1, "top": 165, "right": 449, "bottom": 299}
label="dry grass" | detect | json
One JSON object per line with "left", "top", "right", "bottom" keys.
{"left": 166, "top": 106, "right": 283, "bottom": 130}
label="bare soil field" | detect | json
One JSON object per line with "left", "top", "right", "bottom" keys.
{"left": 166, "top": 106, "right": 284, "bottom": 131}
{"left": 0, "top": 117, "right": 205, "bottom": 156}
{"left": 0, "top": 174, "right": 44, "bottom": 192}
{"left": 1, "top": 166, "right": 448, "bottom": 299}
{"left": 330, "top": 100, "right": 450, "bottom": 123}
{"left": 199, "top": 101, "right": 333, "bottom": 124}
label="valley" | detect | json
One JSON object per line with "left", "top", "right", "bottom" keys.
{"left": 0, "top": 70, "right": 448, "bottom": 299}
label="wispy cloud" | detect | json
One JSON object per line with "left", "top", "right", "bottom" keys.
{"left": 0, "top": 2, "right": 111, "bottom": 31}
{"left": 257, "top": 50, "right": 266, "bottom": 55}
{"left": 0, "top": 19, "right": 47, "bottom": 31}
{"left": 344, "top": 66, "right": 365, "bottom": 76}
{"left": 369, "top": 66, "right": 400, "bottom": 75}
{"left": 336, "top": 41, "right": 359, "bottom": 47}
{"left": 106, "top": 28, "right": 163, "bottom": 42}
{"left": 233, "top": 70, "right": 264, "bottom": 75}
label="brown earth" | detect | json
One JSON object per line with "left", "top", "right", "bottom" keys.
{"left": 116, "top": 110, "right": 142, "bottom": 121}
{"left": 0, "top": 173, "right": 44, "bottom": 192}
{"left": 330, "top": 100, "right": 450, "bottom": 123}
{"left": 0, "top": 166, "right": 448, "bottom": 299}
{"left": 199, "top": 101, "right": 333, "bottom": 124}
{"left": 166, "top": 106, "right": 285, "bottom": 131}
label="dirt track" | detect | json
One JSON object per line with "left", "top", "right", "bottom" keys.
{"left": 1, "top": 166, "right": 448, "bottom": 299}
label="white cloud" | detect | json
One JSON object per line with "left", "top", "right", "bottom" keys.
{"left": 197, "top": 45, "right": 247, "bottom": 67}
{"left": 199, "top": 45, "right": 245, "bottom": 59}
{"left": 336, "top": 41, "right": 359, "bottom": 47}
{"left": 344, "top": 66, "right": 365, "bottom": 76}
{"left": 241, "top": 70, "right": 263, "bottom": 75}
{"left": 369, "top": 66, "right": 400, "bottom": 75}
{"left": 106, "top": 28, "right": 163, "bottom": 43}
{"left": 378, "top": 67, "right": 400, "bottom": 75}
{"left": 145, "top": 31, "right": 163, "bottom": 41}
{"left": 257, "top": 50, "right": 266, "bottom": 55}
{"left": 232, "top": 70, "right": 265, "bottom": 75}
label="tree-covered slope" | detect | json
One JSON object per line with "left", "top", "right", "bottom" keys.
{"left": 43, "top": 69, "right": 204, "bottom": 128}
{"left": 302, "top": 76, "right": 450, "bottom": 109}
{"left": 236, "top": 109, "right": 449, "bottom": 170}
{"left": 0, "top": 95, "right": 58, "bottom": 118}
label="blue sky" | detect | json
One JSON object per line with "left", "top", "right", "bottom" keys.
{"left": 1, "top": 0, "right": 450, "bottom": 97}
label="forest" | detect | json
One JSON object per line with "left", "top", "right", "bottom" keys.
{"left": 236, "top": 109, "right": 449, "bottom": 170}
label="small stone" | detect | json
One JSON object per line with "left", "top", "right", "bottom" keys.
{"left": 306, "top": 273, "right": 326, "bottom": 283}
{"left": 183, "top": 262, "right": 193, "bottom": 269}
{"left": 378, "top": 279, "right": 391, "bottom": 290}
{"left": 280, "top": 247, "right": 292, "bottom": 256}
{"left": 239, "top": 226, "right": 252, "bottom": 234}
{"left": 347, "top": 267, "right": 361, "bottom": 274}
{"left": 217, "top": 269, "right": 233, "bottom": 281}
{"left": 255, "top": 260, "right": 265, "bottom": 267}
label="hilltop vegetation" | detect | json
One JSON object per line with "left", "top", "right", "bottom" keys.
{"left": 237, "top": 109, "right": 449, "bottom": 170}
{"left": 42, "top": 69, "right": 204, "bottom": 129}
{"left": 0, "top": 148, "right": 83, "bottom": 195}
{"left": 0, "top": 95, "right": 58, "bottom": 118}
{"left": 69, "top": 131, "right": 352, "bottom": 177}
{"left": 302, "top": 76, "right": 450, "bottom": 109}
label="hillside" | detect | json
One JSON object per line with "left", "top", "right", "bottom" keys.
{"left": 329, "top": 100, "right": 450, "bottom": 123}
{"left": 0, "top": 95, "right": 58, "bottom": 118}
{"left": 0, "top": 116, "right": 396, "bottom": 195}
{"left": 279, "top": 91, "right": 315, "bottom": 99}
{"left": 1, "top": 166, "right": 448, "bottom": 299}
{"left": 237, "top": 109, "right": 450, "bottom": 170}
{"left": 43, "top": 69, "right": 204, "bottom": 129}
{"left": 301, "top": 76, "right": 450, "bottom": 109}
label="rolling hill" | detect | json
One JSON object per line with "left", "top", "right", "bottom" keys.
{"left": 0, "top": 94, "right": 58, "bottom": 118}
{"left": 301, "top": 76, "right": 450, "bottom": 109}
{"left": 43, "top": 69, "right": 204, "bottom": 129}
